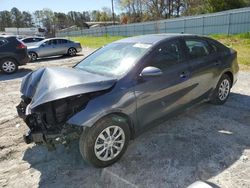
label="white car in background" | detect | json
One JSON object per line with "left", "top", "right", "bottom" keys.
{"left": 21, "top": 37, "right": 45, "bottom": 47}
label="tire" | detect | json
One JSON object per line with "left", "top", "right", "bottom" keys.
{"left": 79, "top": 115, "right": 130, "bottom": 167}
{"left": 29, "top": 52, "right": 37, "bottom": 62}
{"left": 0, "top": 58, "right": 18, "bottom": 74}
{"left": 67, "top": 48, "right": 77, "bottom": 56}
{"left": 210, "top": 74, "right": 232, "bottom": 105}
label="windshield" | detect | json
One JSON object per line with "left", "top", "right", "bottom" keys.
{"left": 75, "top": 42, "right": 152, "bottom": 77}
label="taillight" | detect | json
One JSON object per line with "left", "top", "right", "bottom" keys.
{"left": 16, "top": 42, "right": 26, "bottom": 49}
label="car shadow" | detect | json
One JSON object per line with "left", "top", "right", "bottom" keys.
{"left": 33, "top": 54, "right": 84, "bottom": 63}
{"left": 22, "top": 92, "right": 250, "bottom": 188}
{"left": 0, "top": 68, "right": 32, "bottom": 81}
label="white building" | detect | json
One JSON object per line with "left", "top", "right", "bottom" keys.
{"left": 4, "top": 27, "right": 45, "bottom": 37}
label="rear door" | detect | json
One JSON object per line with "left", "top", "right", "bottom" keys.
{"left": 181, "top": 36, "right": 221, "bottom": 99}
{"left": 57, "top": 39, "right": 69, "bottom": 54}
{"left": 134, "top": 39, "right": 193, "bottom": 129}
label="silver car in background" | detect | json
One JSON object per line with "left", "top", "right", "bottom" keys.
{"left": 28, "top": 38, "right": 82, "bottom": 61}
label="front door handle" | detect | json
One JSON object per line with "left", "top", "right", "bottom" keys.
{"left": 180, "top": 72, "right": 188, "bottom": 79}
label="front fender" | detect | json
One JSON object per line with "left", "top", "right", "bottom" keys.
{"left": 67, "top": 87, "right": 137, "bottom": 128}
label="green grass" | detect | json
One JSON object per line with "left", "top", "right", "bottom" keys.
{"left": 70, "top": 33, "right": 250, "bottom": 68}
{"left": 211, "top": 33, "right": 250, "bottom": 67}
{"left": 69, "top": 35, "right": 125, "bottom": 48}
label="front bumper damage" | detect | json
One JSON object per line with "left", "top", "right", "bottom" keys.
{"left": 17, "top": 99, "right": 82, "bottom": 150}
{"left": 16, "top": 67, "right": 116, "bottom": 149}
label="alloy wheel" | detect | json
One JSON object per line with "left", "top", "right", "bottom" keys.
{"left": 94, "top": 125, "right": 125, "bottom": 161}
{"left": 29, "top": 53, "right": 37, "bottom": 61}
{"left": 218, "top": 79, "right": 230, "bottom": 101}
{"left": 68, "top": 48, "right": 76, "bottom": 56}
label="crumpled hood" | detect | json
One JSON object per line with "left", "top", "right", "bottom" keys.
{"left": 20, "top": 67, "right": 116, "bottom": 109}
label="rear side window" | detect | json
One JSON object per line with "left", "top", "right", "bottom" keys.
{"left": 150, "top": 40, "right": 183, "bottom": 70}
{"left": 206, "top": 38, "right": 229, "bottom": 53}
{"left": 0, "top": 38, "right": 8, "bottom": 46}
{"left": 58, "top": 39, "right": 68, "bottom": 44}
{"left": 185, "top": 39, "right": 211, "bottom": 59}
{"left": 34, "top": 38, "right": 43, "bottom": 42}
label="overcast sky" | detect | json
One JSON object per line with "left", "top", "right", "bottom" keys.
{"left": 0, "top": 0, "right": 118, "bottom": 13}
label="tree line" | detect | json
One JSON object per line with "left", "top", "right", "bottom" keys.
{"left": 0, "top": 7, "right": 116, "bottom": 35}
{"left": 118, "top": 0, "right": 250, "bottom": 23}
{"left": 0, "top": 0, "right": 249, "bottom": 35}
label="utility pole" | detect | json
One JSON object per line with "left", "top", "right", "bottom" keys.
{"left": 111, "top": 0, "right": 115, "bottom": 25}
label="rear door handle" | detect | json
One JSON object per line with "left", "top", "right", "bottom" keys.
{"left": 214, "top": 60, "right": 221, "bottom": 66}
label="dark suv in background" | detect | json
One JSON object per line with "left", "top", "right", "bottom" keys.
{"left": 0, "top": 35, "right": 29, "bottom": 74}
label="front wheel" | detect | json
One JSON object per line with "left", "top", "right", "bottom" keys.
{"left": 79, "top": 116, "right": 130, "bottom": 167}
{"left": 210, "top": 74, "right": 231, "bottom": 105}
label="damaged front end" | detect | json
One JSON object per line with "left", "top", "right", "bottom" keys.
{"left": 16, "top": 67, "right": 116, "bottom": 149}
{"left": 17, "top": 94, "right": 90, "bottom": 149}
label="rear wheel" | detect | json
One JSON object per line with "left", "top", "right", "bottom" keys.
{"left": 79, "top": 115, "right": 130, "bottom": 167}
{"left": 29, "top": 52, "right": 37, "bottom": 61}
{"left": 210, "top": 74, "right": 231, "bottom": 105}
{"left": 0, "top": 58, "right": 18, "bottom": 74}
{"left": 67, "top": 48, "right": 77, "bottom": 56}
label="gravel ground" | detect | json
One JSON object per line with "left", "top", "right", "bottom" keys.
{"left": 0, "top": 49, "right": 249, "bottom": 188}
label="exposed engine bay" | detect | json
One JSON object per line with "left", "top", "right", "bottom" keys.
{"left": 17, "top": 91, "right": 107, "bottom": 149}
{"left": 16, "top": 67, "right": 117, "bottom": 149}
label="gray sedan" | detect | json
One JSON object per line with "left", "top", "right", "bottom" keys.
{"left": 28, "top": 38, "right": 82, "bottom": 61}
{"left": 17, "top": 34, "right": 239, "bottom": 167}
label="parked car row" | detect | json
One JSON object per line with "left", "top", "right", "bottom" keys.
{"left": 0, "top": 35, "right": 82, "bottom": 74}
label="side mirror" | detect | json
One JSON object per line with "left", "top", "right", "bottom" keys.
{"left": 41, "top": 43, "right": 46, "bottom": 47}
{"left": 140, "top": 66, "right": 163, "bottom": 78}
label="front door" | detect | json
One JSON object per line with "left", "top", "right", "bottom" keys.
{"left": 134, "top": 39, "right": 193, "bottom": 130}
{"left": 39, "top": 39, "right": 61, "bottom": 57}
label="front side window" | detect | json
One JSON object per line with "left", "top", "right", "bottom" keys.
{"left": 51, "top": 40, "right": 57, "bottom": 45}
{"left": 75, "top": 42, "right": 152, "bottom": 77}
{"left": 185, "top": 39, "right": 211, "bottom": 59}
{"left": 44, "top": 40, "right": 57, "bottom": 45}
{"left": 149, "top": 40, "right": 183, "bottom": 70}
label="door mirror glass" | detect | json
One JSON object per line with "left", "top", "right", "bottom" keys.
{"left": 140, "top": 66, "right": 162, "bottom": 78}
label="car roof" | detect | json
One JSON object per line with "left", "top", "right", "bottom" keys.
{"left": 0, "top": 35, "right": 17, "bottom": 38}
{"left": 115, "top": 33, "right": 198, "bottom": 44}
{"left": 22, "top": 37, "right": 45, "bottom": 39}
{"left": 43, "top": 38, "right": 68, "bottom": 41}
